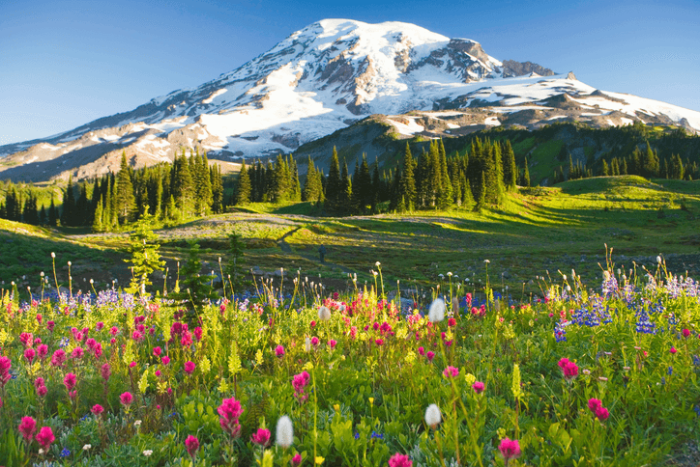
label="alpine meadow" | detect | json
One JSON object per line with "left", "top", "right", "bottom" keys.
{"left": 1, "top": 12, "right": 700, "bottom": 467}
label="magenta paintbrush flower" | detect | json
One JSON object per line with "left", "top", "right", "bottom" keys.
{"left": 35, "top": 426, "right": 55, "bottom": 451}
{"left": 184, "top": 361, "right": 196, "bottom": 374}
{"left": 120, "top": 392, "right": 133, "bottom": 406}
{"left": 275, "top": 345, "right": 285, "bottom": 358}
{"left": 184, "top": 435, "right": 199, "bottom": 459}
{"left": 388, "top": 453, "right": 413, "bottom": 467}
{"left": 63, "top": 373, "right": 77, "bottom": 391}
{"left": 472, "top": 381, "right": 485, "bottom": 394}
{"left": 498, "top": 438, "right": 521, "bottom": 463}
{"left": 442, "top": 366, "right": 459, "bottom": 378}
{"left": 18, "top": 416, "right": 37, "bottom": 442}
{"left": 251, "top": 428, "right": 271, "bottom": 446}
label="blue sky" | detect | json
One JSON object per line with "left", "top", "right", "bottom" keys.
{"left": 1, "top": 0, "right": 698, "bottom": 145}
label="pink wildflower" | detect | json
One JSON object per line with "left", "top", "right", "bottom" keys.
{"left": 670, "top": 347, "right": 677, "bottom": 354}
{"left": 218, "top": 397, "right": 244, "bottom": 437}
{"left": 91, "top": 404, "right": 104, "bottom": 415}
{"left": 18, "top": 416, "right": 37, "bottom": 442}
{"left": 51, "top": 349, "right": 66, "bottom": 367}
{"left": 35, "top": 426, "right": 55, "bottom": 451}
{"left": 426, "top": 351, "right": 435, "bottom": 362}
{"left": 291, "top": 453, "right": 302, "bottom": 466}
{"left": 275, "top": 345, "right": 285, "bottom": 358}
{"left": 120, "top": 392, "right": 133, "bottom": 407}
{"left": 498, "top": 438, "right": 521, "bottom": 462}
{"left": 153, "top": 346, "right": 162, "bottom": 357}
{"left": 184, "top": 435, "right": 200, "bottom": 459}
{"left": 101, "top": 363, "right": 111, "bottom": 381}
{"left": 63, "top": 373, "right": 77, "bottom": 391}
{"left": 388, "top": 453, "right": 413, "bottom": 467}
{"left": 184, "top": 361, "right": 196, "bottom": 375}
{"left": 595, "top": 406, "right": 610, "bottom": 420}
{"left": 24, "top": 348, "right": 36, "bottom": 364}
{"left": 251, "top": 428, "right": 271, "bottom": 446}
{"left": 443, "top": 366, "right": 459, "bottom": 378}
{"left": 329, "top": 339, "right": 337, "bottom": 350}
{"left": 588, "top": 398, "right": 602, "bottom": 412}
{"left": 472, "top": 381, "right": 485, "bottom": 394}
{"left": 162, "top": 356, "right": 170, "bottom": 366}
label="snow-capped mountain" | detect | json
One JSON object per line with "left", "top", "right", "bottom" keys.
{"left": 2, "top": 18, "right": 700, "bottom": 182}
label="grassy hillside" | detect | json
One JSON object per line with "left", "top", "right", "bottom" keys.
{"left": 3, "top": 175, "right": 699, "bottom": 295}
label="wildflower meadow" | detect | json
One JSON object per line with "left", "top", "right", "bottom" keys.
{"left": 1, "top": 253, "right": 699, "bottom": 467}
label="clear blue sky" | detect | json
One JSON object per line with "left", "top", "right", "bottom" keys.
{"left": 1, "top": 0, "right": 698, "bottom": 145}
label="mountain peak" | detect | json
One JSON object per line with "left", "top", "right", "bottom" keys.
{"left": 2, "top": 19, "right": 699, "bottom": 182}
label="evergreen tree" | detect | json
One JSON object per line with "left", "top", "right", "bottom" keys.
{"left": 502, "top": 140, "right": 517, "bottom": 190}
{"left": 61, "top": 174, "right": 76, "bottom": 226}
{"left": 124, "top": 210, "right": 165, "bottom": 295}
{"left": 224, "top": 230, "right": 247, "bottom": 294}
{"left": 48, "top": 197, "right": 57, "bottom": 226}
{"left": 602, "top": 159, "right": 610, "bottom": 176}
{"left": 522, "top": 158, "right": 531, "bottom": 187}
{"left": 326, "top": 148, "right": 342, "bottom": 211}
{"left": 398, "top": 143, "right": 416, "bottom": 211}
{"left": 92, "top": 196, "right": 104, "bottom": 233}
{"left": 302, "top": 157, "right": 322, "bottom": 202}
{"left": 235, "top": 160, "right": 252, "bottom": 205}
{"left": 341, "top": 160, "right": 353, "bottom": 214}
{"left": 475, "top": 171, "right": 486, "bottom": 212}
{"left": 437, "top": 140, "right": 453, "bottom": 209}
{"left": 116, "top": 152, "right": 136, "bottom": 223}
{"left": 169, "top": 240, "right": 218, "bottom": 312}
{"left": 39, "top": 205, "right": 47, "bottom": 225}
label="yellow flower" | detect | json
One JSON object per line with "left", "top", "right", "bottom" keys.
{"left": 404, "top": 351, "right": 417, "bottom": 365}
{"left": 255, "top": 349, "right": 264, "bottom": 366}
{"left": 464, "top": 373, "right": 476, "bottom": 387}
{"left": 369, "top": 397, "right": 374, "bottom": 406}
{"left": 497, "top": 427, "right": 507, "bottom": 440}
{"left": 138, "top": 368, "right": 149, "bottom": 394}
{"left": 218, "top": 380, "right": 230, "bottom": 393}
{"left": 303, "top": 361, "right": 314, "bottom": 371}
{"left": 200, "top": 356, "right": 211, "bottom": 374}
{"left": 262, "top": 450, "right": 274, "bottom": 467}
{"left": 315, "top": 456, "right": 325, "bottom": 465}
{"left": 333, "top": 404, "right": 340, "bottom": 412}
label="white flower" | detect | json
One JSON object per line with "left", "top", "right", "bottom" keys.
{"left": 134, "top": 420, "right": 142, "bottom": 428}
{"left": 51, "top": 252, "right": 55, "bottom": 258}
{"left": 318, "top": 306, "right": 331, "bottom": 321}
{"left": 67, "top": 261, "right": 72, "bottom": 267}
{"left": 375, "top": 261, "right": 381, "bottom": 267}
{"left": 428, "top": 299, "right": 445, "bottom": 323}
{"left": 562, "top": 275, "right": 567, "bottom": 281}
{"left": 305, "top": 337, "right": 311, "bottom": 352}
{"left": 425, "top": 404, "right": 441, "bottom": 428}
{"left": 276, "top": 415, "right": 294, "bottom": 448}
{"left": 143, "top": 450, "right": 153, "bottom": 457}
{"left": 484, "top": 259, "right": 490, "bottom": 264}
{"left": 39, "top": 449, "right": 45, "bottom": 455}
{"left": 83, "top": 444, "right": 91, "bottom": 451}
{"left": 447, "top": 272, "right": 453, "bottom": 276}
{"left": 657, "top": 256, "right": 662, "bottom": 264}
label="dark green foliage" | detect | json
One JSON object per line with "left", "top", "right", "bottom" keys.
{"left": 235, "top": 160, "right": 252, "bottom": 205}
{"left": 116, "top": 153, "right": 136, "bottom": 223}
{"left": 224, "top": 230, "right": 246, "bottom": 294}
{"left": 170, "top": 240, "right": 218, "bottom": 311}
{"left": 123, "top": 211, "right": 165, "bottom": 295}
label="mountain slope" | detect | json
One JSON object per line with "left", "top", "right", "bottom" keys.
{"left": 2, "top": 18, "right": 700, "bottom": 182}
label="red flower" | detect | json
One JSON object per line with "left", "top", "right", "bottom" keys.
{"left": 472, "top": 381, "right": 485, "bottom": 394}
{"left": 682, "top": 328, "right": 691, "bottom": 338}
{"left": 63, "top": 373, "right": 77, "bottom": 391}
{"left": 184, "top": 361, "right": 196, "bottom": 375}
{"left": 442, "top": 366, "right": 459, "bottom": 378}
{"left": 670, "top": 347, "right": 677, "bottom": 354}
{"left": 24, "top": 348, "right": 36, "bottom": 364}
{"left": 588, "top": 398, "right": 602, "bottom": 412}
{"left": 388, "top": 453, "right": 413, "bottom": 467}
{"left": 498, "top": 437, "right": 521, "bottom": 461}
{"left": 92, "top": 404, "right": 104, "bottom": 415}
{"left": 291, "top": 453, "right": 302, "bottom": 466}
{"left": 251, "top": 428, "right": 271, "bottom": 446}
{"left": 184, "top": 435, "right": 200, "bottom": 459}
{"left": 35, "top": 426, "right": 55, "bottom": 451}
{"left": 120, "top": 392, "right": 133, "bottom": 406}
{"left": 447, "top": 318, "right": 456, "bottom": 327}
{"left": 595, "top": 406, "right": 610, "bottom": 420}
{"left": 218, "top": 397, "right": 244, "bottom": 437}
{"left": 275, "top": 345, "right": 285, "bottom": 358}
{"left": 18, "top": 416, "right": 37, "bottom": 442}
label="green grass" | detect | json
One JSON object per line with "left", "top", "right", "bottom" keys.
{"left": 3, "top": 176, "right": 700, "bottom": 294}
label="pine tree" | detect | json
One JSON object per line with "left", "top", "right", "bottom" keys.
{"left": 169, "top": 240, "right": 218, "bottom": 312}
{"left": 49, "top": 197, "right": 57, "bottom": 226}
{"left": 273, "top": 154, "right": 291, "bottom": 202}
{"left": 235, "top": 160, "right": 252, "bottom": 205}
{"left": 398, "top": 143, "right": 416, "bottom": 211}
{"left": 602, "top": 159, "right": 610, "bottom": 176}
{"left": 437, "top": 140, "right": 453, "bottom": 209}
{"left": 302, "top": 157, "right": 322, "bottom": 202}
{"left": 124, "top": 210, "right": 165, "bottom": 295}
{"left": 502, "top": 140, "right": 517, "bottom": 190}
{"left": 522, "top": 158, "right": 531, "bottom": 187}
{"left": 210, "top": 164, "right": 224, "bottom": 213}
{"left": 39, "top": 205, "right": 47, "bottom": 225}
{"left": 92, "top": 196, "right": 104, "bottom": 233}
{"left": 326, "top": 148, "right": 342, "bottom": 211}
{"left": 224, "top": 230, "right": 247, "bottom": 294}
{"left": 341, "top": 160, "right": 353, "bottom": 214}
{"left": 61, "top": 174, "right": 76, "bottom": 226}
{"left": 475, "top": 171, "right": 486, "bottom": 212}
{"left": 116, "top": 152, "right": 136, "bottom": 223}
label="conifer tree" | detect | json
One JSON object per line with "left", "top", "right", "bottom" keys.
{"left": 235, "top": 160, "right": 252, "bottom": 205}
{"left": 522, "top": 158, "right": 531, "bottom": 187}
{"left": 437, "top": 140, "right": 453, "bottom": 209}
{"left": 341, "top": 160, "right": 353, "bottom": 214}
{"left": 169, "top": 240, "right": 218, "bottom": 312}
{"left": 602, "top": 159, "right": 610, "bottom": 176}
{"left": 302, "top": 157, "right": 322, "bottom": 202}
{"left": 92, "top": 196, "right": 104, "bottom": 233}
{"left": 124, "top": 210, "right": 165, "bottom": 295}
{"left": 61, "top": 174, "right": 76, "bottom": 226}
{"left": 502, "top": 140, "right": 517, "bottom": 190}
{"left": 475, "top": 171, "right": 486, "bottom": 212}
{"left": 326, "top": 148, "right": 342, "bottom": 211}
{"left": 49, "top": 197, "right": 57, "bottom": 226}
{"left": 398, "top": 143, "right": 416, "bottom": 211}
{"left": 116, "top": 152, "right": 136, "bottom": 223}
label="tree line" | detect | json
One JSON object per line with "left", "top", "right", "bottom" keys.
{"left": 0, "top": 149, "right": 225, "bottom": 231}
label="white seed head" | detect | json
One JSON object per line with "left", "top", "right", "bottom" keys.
{"left": 318, "top": 306, "right": 331, "bottom": 321}
{"left": 657, "top": 256, "right": 662, "bottom": 264}
{"left": 428, "top": 298, "right": 445, "bottom": 323}
{"left": 603, "top": 271, "right": 611, "bottom": 281}
{"left": 276, "top": 415, "right": 294, "bottom": 448}
{"left": 375, "top": 261, "right": 381, "bottom": 267}
{"left": 484, "top": 259, "right": 490, "bottom": 264}
{"left": 67, "top": 261, "right": 71, "bottom": 267}
{"left": 83, "top": 444, "right": 91, "bottom": 451}
{"left": 51, "top": 252, "right": 55, "bottom": 258}
{"left": 143, "top": 450, "right": 153, "bottom": 457}
{"left": 425, "top": 404, "right": 441, "bottom": 428}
